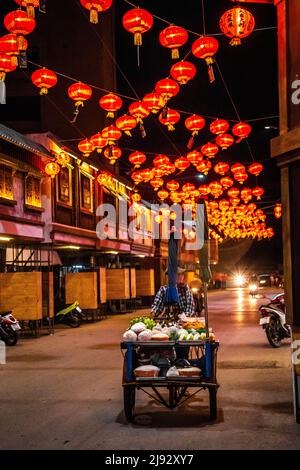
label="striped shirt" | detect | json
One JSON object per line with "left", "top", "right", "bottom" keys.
{"left": 152, "top": 284, "right": 195, "bottom": 316}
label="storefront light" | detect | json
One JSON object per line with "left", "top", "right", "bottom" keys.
{"left": 0, "top": 236, "right": 12, "bottom": 242}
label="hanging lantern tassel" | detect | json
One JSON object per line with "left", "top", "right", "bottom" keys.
{"left": 90, "top": 8, "right": 99, "bottom": 24}
{"left": 18, "top": 51, "right": 28, "bottom": 70}
{"left": 171, "top": 48, "right": 179, "bottom": 60}
{"left": 107, "top": 111, "right": 114, "bottom": 119}
{"left": 39, "top": 0, "right": 47, "bottom": 14}
{"left": 139, "top": 121, "right": 146, "bottom": 138}
{"left": 168, "top": 124, "right": 175, "bottom": 132}
{"left": 26, "top": 5, "right": 36, "bottom": 19}
{"left": 11, "top": 56, "right": 18, "bottom": 67}
{"left": 161, "top": 105, "right": 168, "bottom": 120}
{"left": 0, "top": 80, "right": 6, "bottom": 105}
{"left": 16, "top": 35, "right": 26, "bottom": 51}
{"left": 134, "top": 33, "right": 142, "bottom": 46}
{"left": 206, "top": 58, "right": 215, "bottom": 84}
{"left": 187, "top": 131, "right": 198, "bottom": 150}
{"left": 125, "top": 130, "right": 132, "bottom": 137}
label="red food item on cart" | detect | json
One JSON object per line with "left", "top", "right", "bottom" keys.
{"left": 134, "top": 365, "right": 160, "bottom": 377}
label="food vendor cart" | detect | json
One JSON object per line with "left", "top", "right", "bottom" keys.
{"left": 120, "top": 203, "right": 219, "bottom": 422}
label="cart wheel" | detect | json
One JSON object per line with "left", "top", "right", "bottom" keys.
{"left": 209, "top": 387, "right": 217, "bottom": 421}
{"left": 123, "top": 385, "right": 136, "bottom": 422}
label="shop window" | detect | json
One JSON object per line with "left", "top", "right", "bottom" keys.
{"left": 0, "top": 164, "right": 15, "bottom": 203}
{"left": 56, "top": 166, "right": 72, "bottom": 207}
{"left": 79, "top": 170, "right": 94, "bottom": 214}
{"left": 25, "top": 175, "right": 42, "bottom": 209}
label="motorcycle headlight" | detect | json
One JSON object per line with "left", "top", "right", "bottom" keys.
{"left": 249, "top": 284, "right": 258, "bottom": 291}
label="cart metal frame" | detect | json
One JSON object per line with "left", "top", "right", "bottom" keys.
{"left": 121, "top": 339, "right": 219, "bottom": 422}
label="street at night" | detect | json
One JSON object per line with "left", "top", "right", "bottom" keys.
{"left": 1, "top": 288, "right": 299, "bottom": 450}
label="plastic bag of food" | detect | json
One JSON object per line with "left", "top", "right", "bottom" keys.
{"left": 131, "top": 322, "right": 147, "bottom": 334}
{"left": 138, "top": 329, "right": 153, "bottom": 341}
{"left": 123, "top": 330, "right": 138, "bottom": 342}
{"left": 166, "top": 366, "right": 179, "bottom": 377}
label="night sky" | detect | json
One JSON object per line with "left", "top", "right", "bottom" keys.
{"left": 0, "top": 0, "right": 282, "bottom": 271}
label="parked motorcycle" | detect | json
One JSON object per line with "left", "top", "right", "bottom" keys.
{"left": 54, "top": 301, "right": 83, "bottom": 328}
{"left": 0, "top": 311, "right": 21, "bottom": 346}
{"left": 259, "top": 293, "right": 291, "bottom": 347}
{"left": 189, "top": 278, "right": 204, "bottom": 315}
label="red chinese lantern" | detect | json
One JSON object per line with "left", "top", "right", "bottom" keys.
{"left": 220, "top": 176, "right": 234, "bottom": 189}
{"left": 31, "top": 67, "right": 57, "bottom": 95}
{"left": 68, "top": 82, "right": 92, "bottom": 115}
{"left": 0, "top": 34, "right": 28, "bottom": 66}
{"left": 159, "top": 25, "right": 188, "bottom": 59}
{"left": 0, "top": 53, "right": 17, "bottom": 81}
{"left": 129, "top": 101, "right": 150, "bottom": 123}
{"left": 187, "top": 150, "right": 203, "bottom": 166}
{"left": 185, "top": 115, "right": 206, "bottom": 136}
{"left": 230, "top": 197, "right": 240, "bottom": 207}
{"left": 248, "top": 162, "right": 263, "bottom": 176}
{"left": 139, "top": 168, "right": 152, "bottom": 182}
{"left": 78, "top": 138, "right": 93, "bottom": 157}
{"left": 240, "top": 188, "right": 252, "bottom": 202}
{"left": 192, "top": 36, "right": 219, "bottom": 82}
{"left": 162, "top": 162, "right": 176, "bottom": 175}
{"left": 219, "top": 7, "right": 255, "bottom": 46}
{"left": 56, "top": 152, "right": 71, "bottom": 167}
{"left": 131, "top": 171, "right": 144, "bottom": 184}
{"left": 122, "top": 8, "right": 153, "bottom": 46}
{"left": 198, "top": 185, "right": 210, "bottom": 197}
{"left": 155, "top": 78, "right": 180, "bottom": 101}
{"left": 170, "top": 61, "right": 196, "bottom": 85}
{"left": 274, "top": 203, "right": 282, "bottom": 219}
{"left": 166, "top": 180, "right": 180, "bottom": 192}
{"left": 15, "top": 0, "right": 40, "bottom": 19}
{"left": 150, "top": 177, "right": 164, "bottom": 191}
{"left": 131, "top": 192, "right": 141, "bottom": 203}
{"left": 90, "top": 133, "right": 108, "bottom": 153}
{"left": 104, "top": 146, "right": 122, "bottom": 165}
{"left": 228, "top": 187, "right": 240, "bottom": 198}
{"left": 45, "top": 161, "right": 60, "bottom": 178}
{"left": 201, "top": 142, "right": 219, "bottom": 159}
{"left": 252, "top": 186, "right": 265, "bottom": 200}
{"left": 196, "top": 160, "right": 212, "bottom": 175}
{"left": 210, "top": 118, "right": 229, "bottom": 135}
{"left": 215, "top": 133, "right": 234, "bottom": 150}
{"left": 4, "top": 10, "right": 35, "bottom": 51}
{"left": 97, "top": 171, "right": 112, "bottom": 186}
{"left": 152, "top": 167, "right": 165, "bottom": 178}
{"left": 153, "top": 154, "right": 170, "bottom": 168}
{"left": 116, "top": 114, "right": 137, "bottom": 136}
{"left": 182, "top": 183, "right": 195, "bottom": 193}
{"left": 157, "top": 189, "right": 169, "bottom": 201}
{"left": 209, "top": 181, "right": 223, "bottom": 197}
{"left": 129, "top": 151, "right": 146, "bottom": 168}
{"left": 101, "top": 125, "right": 122, "bottom": 145}
{"left": 219, "top": 199, "right": 230, "bottom": 211}
{"left": 214, "top": 162, "right": 230, "bottom": 175}
{"left": 174, "top": 157, "right": 190, "bottom": 171}
{"left": 159, "top": 108, "right": 180, "bottom": 131}
{"left": 79, "top": 0, "right": 113, "bottom": 24}
{"left": 234, "top": 172, "right": 248, "bottom": 184}
{"left": 99, "top": 93, "right": 122, "bottom": 118}
{"left": 232, "top": 122, "right": 252, "bottom": 142}
{"left": 231, "top": 163, "right": 246, "bottom": 174}
{"left": 142, "top": 93, "right": 166, "bottom": 114}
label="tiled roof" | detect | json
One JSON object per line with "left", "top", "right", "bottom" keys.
{"left": 0, "top": 123, "right": 52, "bottom": 158}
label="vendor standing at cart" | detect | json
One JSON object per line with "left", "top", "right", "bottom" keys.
{"left": 151, "top": 267, "right": 195, "bottom": 317}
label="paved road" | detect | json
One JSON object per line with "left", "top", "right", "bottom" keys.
{"left": 1, "top": 288, "right": 300, "bottom": 450}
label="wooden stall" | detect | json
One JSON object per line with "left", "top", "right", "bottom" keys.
{"left": 0, "top": 271, "right": 54, "bottom": 322}
{"left": 65, "top": 271, "right": 98, "bottom": 309}
{"left": 136, "top": 269, "right": 155, "bottom": 297}
{"left": 106, "top": 268, "right": 130, "bottom": 300}
{"left": 130, "top": 268, "right": 136, "bottom": 299}
{"left": 99, "top": 267, "right": 107, "bottom": 304}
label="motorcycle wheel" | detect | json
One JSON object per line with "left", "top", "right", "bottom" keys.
{"left": 68, "top": 316, "right": 82, "bottom": 328}
{"left": 4, "top": 328, "right": 18, "bottom": 346}
{"left": 266, "top": 317, "right": 282, "bottom": 348}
